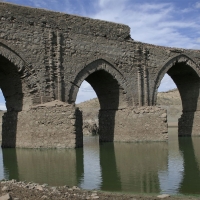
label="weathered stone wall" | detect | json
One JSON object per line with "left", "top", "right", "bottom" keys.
{"left": 2, "top": 101, "right": 83, "bottom": 148}
{"left": 0, "top": 2, "right": 200, "bottom": 147}
{"left": 1, "top": 2, "right": 199, "bottom": 108}
{"left": 99, "top": 106, "right": 168, "bottom": 142}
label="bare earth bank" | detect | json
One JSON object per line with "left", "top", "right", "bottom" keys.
{"left": 0, "top": 180, "right": 199, "bottom": 200}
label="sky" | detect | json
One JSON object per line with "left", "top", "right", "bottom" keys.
{"left": 0, "top": 0, "right": 200, "bottom": 107}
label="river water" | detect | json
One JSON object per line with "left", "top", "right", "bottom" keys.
{"left": 0, "top": 128, "right": 200, "bottom": 196}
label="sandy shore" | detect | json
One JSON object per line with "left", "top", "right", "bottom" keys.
{"left": 0, "top": 180, "right": 199, "bottom": 200}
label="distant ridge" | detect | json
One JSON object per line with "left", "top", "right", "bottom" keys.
{"left": 77, "top": 89, "right": 182, "bottom": 133}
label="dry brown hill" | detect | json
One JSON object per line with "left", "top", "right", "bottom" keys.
{"left": 157, "top": 89, "right": 182, "bottom": 126}
{"left": 77, "top": 89, "right": 182, "bottom": 134}
{"left": 0, "top": 110, "right": 5, "bottom": 141}
{"left": 0, "top": 89, "right": 182, "bottom": 139}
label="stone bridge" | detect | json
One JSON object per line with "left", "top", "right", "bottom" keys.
{"left": 0, "top": 2, "right": 200, "bottom": 148}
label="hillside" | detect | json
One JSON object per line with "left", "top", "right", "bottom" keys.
{"left": 77, "top": 89, "right": 182, "bottom": 135}
{"left": 0, "top": 110, "right": 5, "bottom": 141}
{"left": 77, "top": 98, "right": 99, "bottom": 135}
{"left": 0, "top": 89, "right": 182, "bottom": 139}
{"left": 157, "top": 89, "right": 182, "bottom": 126}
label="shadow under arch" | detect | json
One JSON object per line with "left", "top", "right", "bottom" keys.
{"left": 178, "top": 137, "right": 200, "bottom": 194}
{"left": 152, "top": 54, "right": 200, "bottom": 136}
{"left": 0, "top": 42, "right": 38, "bottom": 147}
{"left": 69, "top": 59, "right": 128, "bottom": 142}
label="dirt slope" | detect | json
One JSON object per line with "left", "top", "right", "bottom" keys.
{"left": 77, "top": 89, "right": 182, "bottom": 134}
{"left": 157, "top": 89, "right": 182, "bottom": 126}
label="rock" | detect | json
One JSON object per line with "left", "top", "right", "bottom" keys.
{"left": 0, "top": 193, "right": 12, "bottom": 200}
{"left": 91, "top": 196, "right": 99, "bottom": 199}
{"left": 36, "top": 185, "right": 44, "bottom": 191}
{"left": 157, "top": 194, "right": 170, "bottom": 198}
{"left": 51, "top": 187, "right": 57, "bottom": 191}
{"left": 160, "top": 113, "right": 167, "bottom": 118}
{"left": 72, "top": 186, "right": 80, "bottom": 190}
{"left": 1, "top": 186, "right": 9, "bottom": 192}
{"left": 42, "top": 184, "right": 48, "bottom": 187}
{"left": 83, "top": 121, "right": 99, "bottom": 136}
{"left": 41, "top": 195, "right": 48, "bottom": 199}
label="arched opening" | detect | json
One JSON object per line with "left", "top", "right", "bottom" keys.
{"left": 0, "top": 89, "right": 6, "bottom": 144}
{"left": 157, "top": 74, "right": 182, "bottom": 128}
{"left": 154, "top": 55, "right": 200, "bottom": 136}
{"left": 70, "top": 59, "right": 128, "bottom": 143}
{"left": 0, "top": 55, "right": 23, "bottom": 112}
{"left": 0, "top": 89, "right": 6, "bottom": 111}
{"left": 76, "top": 80, "right": 99, "bottom": 136}
{"left": 0, "top": 54, "right": 32, "bottom": 147}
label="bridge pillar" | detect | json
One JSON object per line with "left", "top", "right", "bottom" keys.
{"left": 99, "top": 106, "right": 168, "bottom": 143}
{"left": 2, "top": 101, "right": 83, "bottom": 148}
{"left": 179, "top": 111, "right": 200, "bottom": 136}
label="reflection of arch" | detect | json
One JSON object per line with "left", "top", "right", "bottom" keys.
{"left": 68, "top": 58, "right": 128, "bottom": 106}
{"left": 0, "top": 41, "right": 39, "bottom": 96}
{"left": 152, "top": 54, "right": 199, "bottom": 105}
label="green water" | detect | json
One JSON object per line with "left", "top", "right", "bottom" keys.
{"left": 1, "top": 128, "right": 200, "bottom": 195}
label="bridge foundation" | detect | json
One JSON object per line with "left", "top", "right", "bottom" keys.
{"left": 99, "top": 106, "right": 168, "bottom": 143}
{"left": 179, "top": 111, "right": 200, "bottom": 136}
{"left": 2, "top": 101, "right": 83, "bottom": 148}
{"left": 1, "top": 104, "right": 168, "bottom": 148}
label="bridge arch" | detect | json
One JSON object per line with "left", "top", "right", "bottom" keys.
{"left": 0, "top": 42, "right": 36, "bottom": 147}
{"left": 69, "top": 58, "right": 129, "bottom": 110}
{"left": 152, "top": 54, "right": 200, "bottom": 136}
{"left": 69, "top": 58, "right": 130, "bottom": 142}
{"left": 152, "top": 54, "right": 200, "bottom": 106}
{"left": 0, "top": 41, "right": 39, "bottom": 111}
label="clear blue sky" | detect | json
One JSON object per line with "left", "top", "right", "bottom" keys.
{"left": 0, "top": 0, "right": 200, "bottom": 107}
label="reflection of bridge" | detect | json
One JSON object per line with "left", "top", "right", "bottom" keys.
{"left": 2, "top": 135, "right": 200, "bottom": 194}
{"left": 0, "top": 2, "right": 200, "bottom": 148}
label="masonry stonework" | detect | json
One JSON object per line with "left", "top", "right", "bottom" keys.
{"left": 0, "top": 2, "right": 200, "bottom": 148}
{"left": 99, "top": 107, "right": 168, "bottom": 142}
{"left": 2, "top": 102, "right": 83, "bottom": 148}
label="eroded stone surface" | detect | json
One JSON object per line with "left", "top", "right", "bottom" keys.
{"left": 0, "top": 2, "right": 200, "bottom": 147}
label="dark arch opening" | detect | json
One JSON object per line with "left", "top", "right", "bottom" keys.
{"left": 0, "top": 55, "right": 23, "bottom": 112}
{"left": 168, "top": 62, "right": 200, "bottom": 136}
{"left": 0, "top": 55, "right": 29, "bottom": 147}
{"left": 73, "top": 67, "right": 127, "bottom": 143}
{"left": 156, "top": 61, "right": 200, "bottom": 136}
{"left": 85, "top": 70, "right": 126, "bottom": 110}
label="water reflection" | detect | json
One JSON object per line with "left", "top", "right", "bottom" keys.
{"left": 179, "top": 137, "right": 200, "bottom": 195}
{"left": 2, "top": 148, "right": 83, "bottom": 186}
{"left": 159, "top": 128, "right": 184, "bottom": 194}
{"left": 2, "top": 149, "right": 19, "bottom": 181}
{"left": 0, "top": 148, "right": 6, "bottom": 180}
{"left": 1, "top": 129, "right": 200, "bottom": 195}
{"left": 192, "top": 137, "right": 200, "bottom": 171}
{"left": 79, "top": 136, "right": 102, "bottom": 190}
{"left": 113, "top": 141, "right": 168, "bottom": 193}
{"left": 100, "top": 142, "right": 121, "bottom": 191}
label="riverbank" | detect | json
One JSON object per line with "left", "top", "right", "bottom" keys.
{"left": 0, "top": 180, "right": 199, "bottom": 200}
